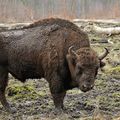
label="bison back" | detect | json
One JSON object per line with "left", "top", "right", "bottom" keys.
{"left": 4, "top": 18, "right": 90, "bottom": 82}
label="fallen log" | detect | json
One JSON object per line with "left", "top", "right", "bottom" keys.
{"left": 0, "top": 23, "right": 31, "bottom": 31}
{"left": 73, "top": 19, "right": 120, "bottom": 24}
{"left": 92, "top": 25, "right": 120, "bottom": 35}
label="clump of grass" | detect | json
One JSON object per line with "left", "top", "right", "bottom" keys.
{"left": 6, "top": 83, "right": 46, "bottom": 100}
{"left": 108, "top": 66, "right": 120, "bottom": 74}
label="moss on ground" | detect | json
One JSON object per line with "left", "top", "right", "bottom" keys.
{"left": 6, "top": 80, "right": 46, "bottom": 101}
{"left": 107, "top": 66, "right": 120, "bottom": 74}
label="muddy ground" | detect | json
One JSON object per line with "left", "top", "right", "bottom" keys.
{"left": 0, "top": 21, "right": 120, "bottom": 120}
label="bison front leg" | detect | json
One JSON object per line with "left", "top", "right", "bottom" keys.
{"left": 49, "top": 74, "right": 66, "bottom": 111}
{"left": 51, "top": 91, "right": 66, "bottom": 109}
{"left": 0, "top": 66, "right": 15, "bottom": 113}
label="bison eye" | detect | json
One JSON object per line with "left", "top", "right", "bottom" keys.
{"left": 76, "top": 66, "right": 83, "bottom": 75}
{"left": 77, "top": 65, "right": 82, "bottom": 69}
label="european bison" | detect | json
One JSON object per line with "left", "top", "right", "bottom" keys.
{"left": 0, "top": 18, "right": 108, "bottom": 112}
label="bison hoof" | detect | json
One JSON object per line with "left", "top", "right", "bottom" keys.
{"left": 50, "top": 108, "right": 64, "bottom": 115}
{"left": 4, "top": 106, "right": 17, "bottom": 113}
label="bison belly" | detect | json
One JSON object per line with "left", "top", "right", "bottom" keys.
{"left": 7, "top": 45, "right": 44, "bottom": 82}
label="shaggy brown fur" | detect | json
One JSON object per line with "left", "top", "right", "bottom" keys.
{"left": 0, "top": 18, "right": 107, "bottom": 112}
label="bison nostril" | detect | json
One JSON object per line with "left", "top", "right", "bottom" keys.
{"left": 82, "top": 84, "right": 87, "bottom": 89}
{"left": 82, "top": 84, "right": 94, "bottom": 90}
{"left": 90, "top": 85, "right": 94, "bottom": 89}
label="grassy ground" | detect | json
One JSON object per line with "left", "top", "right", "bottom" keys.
{"left": 0, "top": 21, "right": 120, "bottom": 120}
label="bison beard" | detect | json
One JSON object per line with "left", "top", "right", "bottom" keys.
{"left": 0, "top": 18, "right": 108, "bottom": 113}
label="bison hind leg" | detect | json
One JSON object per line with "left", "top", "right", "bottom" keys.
{"left": 0, "top": 65, "right": 16, "bottom": 113}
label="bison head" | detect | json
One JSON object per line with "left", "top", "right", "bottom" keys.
{"left": 66, "top": 46, "right": 109, "bottom": 92}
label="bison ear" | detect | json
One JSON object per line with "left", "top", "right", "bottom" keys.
{"left": 100, "top": 61, "right": 106, "bottom": 68}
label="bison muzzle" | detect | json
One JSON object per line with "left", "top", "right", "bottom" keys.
{"left": 0, "top": 18, "right": 109, "bottom": 113}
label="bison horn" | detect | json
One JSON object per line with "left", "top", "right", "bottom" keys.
{"left": 68, "top": 46, "right": 78, "bottom": 58}
{"left": 99, "top": 48, "right": 109, "bottom": 60}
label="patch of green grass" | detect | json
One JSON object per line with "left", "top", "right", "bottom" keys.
{"left": 68, "top": 89, "right": 82, "bottom": 95}
{"left": 6, "top": 83, "right": 46, "bottom": 100}
{"left": 96, "top": 94, "right": 120, "bottom": 111}
{"left": 111, "top": 92, "right": 120, "bottom": 99}
{"left": 108, "top": 66, "right": 120, "bottom": 74}
{"left": 95, "top": 79, "right": 108, "bottom": 90}
{"left": 110, "top": 92, "right": 120, "bottom": 106}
